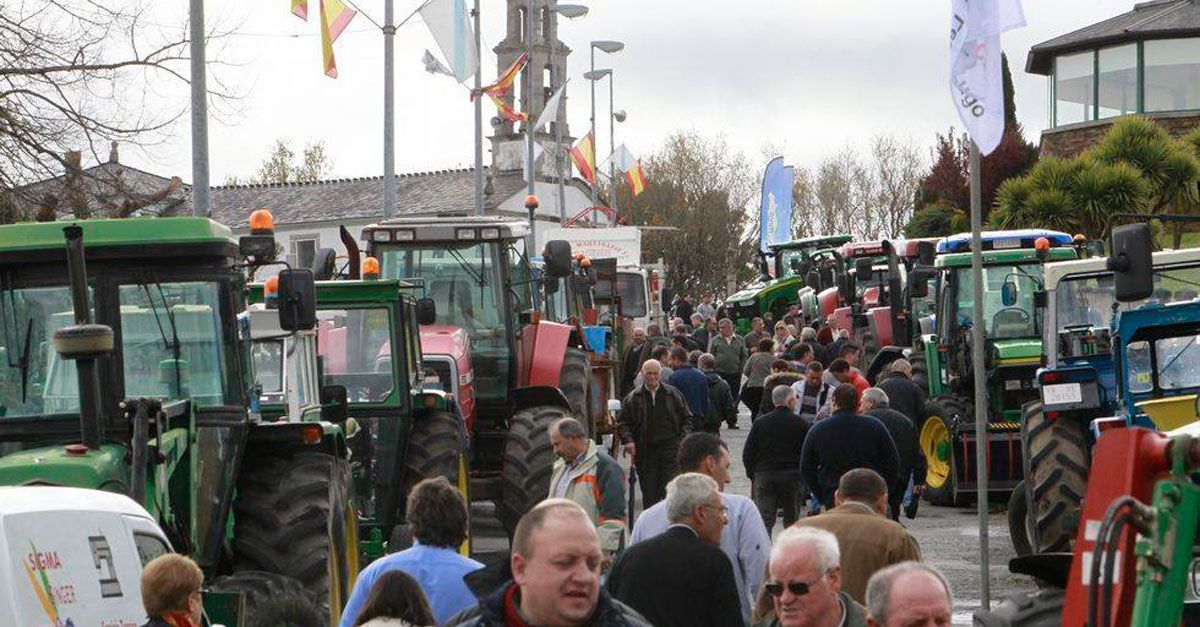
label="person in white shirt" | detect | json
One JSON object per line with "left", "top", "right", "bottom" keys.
{"left": 630, "top": 432, "right": 771, "bottom": 622}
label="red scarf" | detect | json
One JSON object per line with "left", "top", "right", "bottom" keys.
{"left": 161, "top": 613, "right": 198, "bottom": 627}
{"left": 502, "top": 583, "right": 532, "bottom": 627}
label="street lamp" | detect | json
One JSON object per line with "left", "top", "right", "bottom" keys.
{"left": 590, "top": 40, "right": 624, "bottom": 218}
{"left": 551, "top": 3, "right": 588, "bottom": 224}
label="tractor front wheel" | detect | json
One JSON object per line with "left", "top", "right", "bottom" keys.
{"left": 1022, "top": 400, "right": 1089, "bottom": 553}
{"left": 402, "top": 408, "right": 470, "bottom": 552}
{"left": 209, "top": 571, "right": 325, "bottom": 627}
{"left": 559, "top": 348, "right": 592, "bottom": 434}
{"left": 233, "top": 451, "right": 357, "bottom": 618}
{"left": 921, "top": 394, "right": 971, "bottom": 506}
{"left": 499, "top": 405, "right": 568, "bottom": 536}
{"left": 909, "top": 344, "right": 929, "bottom": 392}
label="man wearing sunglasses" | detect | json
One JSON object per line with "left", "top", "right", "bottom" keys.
{"left": 753, "top": 527, "right": 868, "bottom": 627}
{"left": 607, "top": 473, "right": 742, "bottom": 627}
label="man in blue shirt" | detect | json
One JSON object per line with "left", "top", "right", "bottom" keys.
{"left": 667, "top": 347, "right": 711, "bottom": 430}
{"left": 630, "top": 433, "right": 771, "bottom": 622}
{"left": 340, "top": 476, "right": 483, "bottom": 627}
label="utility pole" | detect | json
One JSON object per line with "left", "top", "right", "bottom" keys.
{"left": 969, "top": 139, "right": 991, "bottom": 610}
{"left": 589, "top": 45, "right": 597, "bottom": 214}
{"left": 524, "top": 0, "right": 535, "bottom": 203}
{"left": 189, "top": 0, "right": 210, "bottom": 217}
{"left": 473, "top": 0, "right": 484, "bottom": 216}
{"left": 608, "top": 72, "right": 616, "bottom": 225}
{"left": 552, "top": 13, "right": 565, "bottom": 223}
{"left": 383, "top": 0, "right": 396, "bottom": 219}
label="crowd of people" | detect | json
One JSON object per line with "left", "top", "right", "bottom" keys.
{"left": 137, "top": 297, "right": 949, "bottom": 627}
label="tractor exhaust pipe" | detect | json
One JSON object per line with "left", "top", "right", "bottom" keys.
{"left": 63, "top": 226, "right": 104, "bottom": 450}
{"left": 341, "top": 225, "right": 361, "bottom": 280}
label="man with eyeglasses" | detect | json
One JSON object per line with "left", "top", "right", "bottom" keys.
{"left": 753, "top": 526, "right": 868, "bottom": 627}
{"left": 607, "top": 473, "right": 742, "bottom": 627}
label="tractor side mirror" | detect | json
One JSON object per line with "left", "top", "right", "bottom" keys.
{"left": 908, "top": 269, "right": 931, "bottom": 298}
{"left": 854, "top": 258, "right": 874, "bottom": 281}
{"left": 542, "top": 240, "right": 573, "bottom": 278}
{"left": 277, "top": 268, "right": 317, "bottom": 331}
{"left": 1001, "top": 280, "right": 1018, "bottom": 307}
{"left": 415, "top": 298, "right": 437, "bottom": 326}
{"left": 806, "top": 270, "right": 820, "bottom": 289}
{"left": 917, "top": 241, "right": 936, "bottom": 266}
{"left": 320, "top": 384, "right": 348, "bottom": 424}
{"left": 239, "top": 234, "right": 276, "bottom": 263}
{"left": 1107, "top": 223, "right": 1154, "bottom": 303}
{"left": 837, "top": 273, "right": 855, "bottom": 304}
{"left": 311, "top": 248, "right": 337, "bottom": 280}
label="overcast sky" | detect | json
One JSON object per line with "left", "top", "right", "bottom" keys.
{"left": 126, "top": 1, "right": 1135, "bottom": 184}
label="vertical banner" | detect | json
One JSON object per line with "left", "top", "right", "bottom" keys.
{"left": 949, "top": 0, "right": 1025, "bottom": 155}
{"left": 759, "top": 156, "right": 795, "bottom": 257}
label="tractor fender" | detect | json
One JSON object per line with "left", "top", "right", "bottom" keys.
{"left": 866, "top": 346, "right": 906, "bottom": 384}
{"left": 510, "top": 385, "right": 572, "bottom": 415}
{"left": 246, "top": 420, "right": 348, "bottom": 459}
{"left": 866, "top": 305, "right": 893, "bottom": 346}
{"left": 516, "top": 320, "right": 573, "bottom": 388}
{"left": 817, "top": 287, "right": 839, "bottom": 322}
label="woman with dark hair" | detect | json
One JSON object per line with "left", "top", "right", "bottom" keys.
{"left": 354, "top": 571, "right": 436, "bottom": 627}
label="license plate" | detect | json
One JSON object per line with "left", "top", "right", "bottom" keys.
{"left": 1043, "top": 382, "right": 1083, "bottom": 405}
{"left": 993, "top": 238, "right": 1021, "bottom": 249}
{"left": 1004, "top": 380, "right": 1022, "bottom": 391}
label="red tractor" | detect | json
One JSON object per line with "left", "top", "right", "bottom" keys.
{"left": 356, "top": 215, "right": 591, "bottom": 534}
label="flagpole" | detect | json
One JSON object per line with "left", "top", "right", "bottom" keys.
{"left": 553, "top": 14, "right": 566, "bottom": 224}
{"left": 383, "top": 0, "right": 397, "bottom": 219}
{"left": 473, "top": 0, "right": 484, "bottom": 216}
{"left": 524, "top": 0, "right": 535, "bottom": 201}
{"left": 589, "top": 45, "right": 597, "bottom": 217}
{"left": 189, "top": 0, "right": 210, "bottom": 217}
{"left": 608, "top": 71, "right": 616, "bottom": 226}
{"left": 969, "top": 138, "right": 991, "bottom": 610}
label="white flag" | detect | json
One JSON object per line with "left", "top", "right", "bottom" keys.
{"left": 523, "top": 142, "right": 546, "bottom": 184}
{"left": 534, "top": 80, "right": 569, "bottom": 133}
{"left": 607, "top": 144, "right": 636, "bottom": 173}
{"left": 422, "top": 50, "right": 453, "bottom": 77}
{"left": 949, "top": 0, "right": 1024, "bottom": 155}
{"left": 419, "top": 0, "right": 477, "bottom": 83}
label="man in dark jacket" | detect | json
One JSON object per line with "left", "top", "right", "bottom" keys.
{"left": 758, "top": 360, "right": 802, "bottom": 417}
{"left": 860, "top": 388, "right": 926, "bottom": 521}
{"left": 620, "top": 327, "right": 648, "bottom": 398}
{"left": 619, "top": 359, "right": 693, "bottom": 507}
{"left": 699, "top": 353, "right": 736, "bottom": 432}
{"left": 800, "top": 384, "right": 900, "bottom": 510}
{"left": 744, "top": 385, "right": 811, "bottom": 533}
{"left": 607, "top": 473, "right": 742, "bottom": 627}
{"left": 447, "top": 500, "right": 652, "bottom": 627}
{"left": 668, "top": 347, "right": 711, "bottom": 428}
{"left": 876, "top": 359, "right": 927, "bottom": 427}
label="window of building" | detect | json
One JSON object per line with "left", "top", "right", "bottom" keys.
{"left": 1098, "top": 44, "right": 1137, "bottom": 118}
{"left": 1055, "top": 50, "right": 1095, "bottom": 126}
{"left": 1145, "top": 38, "right": 1200, "bottom": 112}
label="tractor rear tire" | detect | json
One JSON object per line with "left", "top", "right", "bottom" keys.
{"left": 909, "top": 344, "right": 929, "bottom": 392}
{"left": 974, "top": 589, "right": 1065, "bottom": 626}
{"left": 233, "top": 451, "right": 356, "bottom": 616}
{"left": 499, "top": 404, "right": 568, "bottom": 536}
{"left": 559, "top": 348, "right": 592, "bottom": 428}
{"left": 209, "top": 570, "right": 325, "bottom": 627}
{"left": 922, "top": 394, "right": 971, "bottom": 507}
{"left": 1022, "top": 400, "right": 1089, "bottom": 553}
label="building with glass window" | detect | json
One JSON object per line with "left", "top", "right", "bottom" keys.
{"left": 1028, "top": 0, "right": 1200, "bottom": 157}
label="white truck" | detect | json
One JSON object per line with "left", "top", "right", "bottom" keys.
{"left": 0, "top": 486, "right": 173, "bottom": 627}
{"left": 543, "top": 226, "right": 668, "bottom": 332}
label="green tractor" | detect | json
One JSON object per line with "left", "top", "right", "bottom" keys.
{"left": 249, "top": 273, "right": 469, "bottom": 561}
{"left": 0, "top": 217, "right": 357, "bottom": 625}
{"left": 726, "top": 234, "right": 852, "bottom": 333}
{"left": 913, "top": 230, "right": 1079, "bottom": 506}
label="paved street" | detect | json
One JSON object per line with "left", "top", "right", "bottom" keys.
{"left": 471, "top": 406, "right": 1038, "bottom": 625}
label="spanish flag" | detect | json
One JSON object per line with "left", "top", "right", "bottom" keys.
{"left": 320, "top": 0, "right": 356, "bottom": 78}
{"left": 626, "top": 160, "right": 647, "bottom": 197}
{"left": 292, "top": 0, "right": 308, "bottom": 20}
{"left": 570, "top": 132, "right": 597, "bottom": 186}
{"left": 475, "top": 53, "right": 528, "bottom": 122}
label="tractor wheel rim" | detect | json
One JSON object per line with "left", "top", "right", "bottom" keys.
{"left": 920, "top": 415, "right": 951, "bottom": 489}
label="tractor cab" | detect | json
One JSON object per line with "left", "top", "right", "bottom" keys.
{"left": 727, "top": 234, "right": 852, "bottom": 333}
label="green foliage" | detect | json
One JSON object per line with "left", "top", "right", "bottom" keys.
{"left": 905, "top": 203, "right": 963, "bottom": 238}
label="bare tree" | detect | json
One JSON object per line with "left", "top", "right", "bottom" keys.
{"left": 0, "top": 1, "right": 237, "bottom": 211}
{"left": 868, "top": 134, "right": 925, "bottom": 238}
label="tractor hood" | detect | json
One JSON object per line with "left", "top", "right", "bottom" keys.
{"left": 990, "top": 339, "right": 1043, "bottom": 366}
{"left": 0, "top": 443, "right": 128, "bottom": 490}
{"left": 728, "top": 276, "right": 800, "bottom": 303}
{"left": 419, "top": 324, "right": 470, "bottom": 361}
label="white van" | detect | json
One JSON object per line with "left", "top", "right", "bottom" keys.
{"left": 0, "top": 486, "right": 172, "bottom": 627}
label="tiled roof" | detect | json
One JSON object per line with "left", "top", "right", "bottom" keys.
{"left": 1028, "top": 0, "right": 1200, "bottom": 74}
{"left": 201, "top": 168, "right": 530, "bottom": 228}
{"left": 13, "top": 161, "right": 187, "bottom": 219}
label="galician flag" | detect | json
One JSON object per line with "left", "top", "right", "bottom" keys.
{"left": 419, "top": 0, "right": 478, "bottom": 82}
{"left": 320, "top": 0, "right": 356, "bottom": 78}
{"left": 626, "top": 160, "right": 647, "bottom": 197}
{"left": 949, "top": 0, "right": 1025, "bottom": 155}
{"left": 534, "top": 80, "right": 569, "bottom": 133}
{"left": 570, "top": 132, "right": 597, "bottom": 186}
{"left": 475, "top": 53, "right": 528, "bottom": 122}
